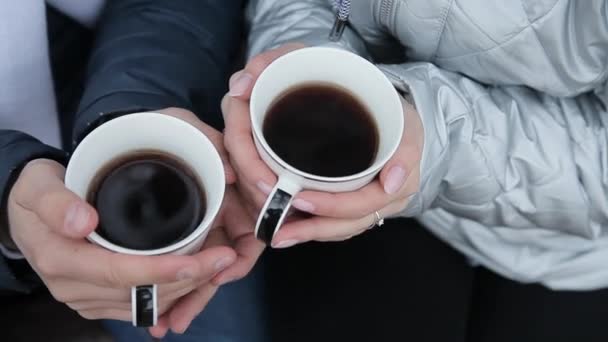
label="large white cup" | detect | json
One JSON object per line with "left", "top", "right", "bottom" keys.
{"left": 250, "top": 47, "right": 404, "bottom": 244}
{"left": 65, "top": 113, "right": 225, "bottom": 327}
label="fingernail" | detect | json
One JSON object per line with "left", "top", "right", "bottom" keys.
{"left": 214, "top": 257, "right": 235, "bottom": 272}
{"left": 257, "top": 181, "right": 273, "bottom": 195}
{"left": 272, "top": 239, "right": 299, "bottom": 249}
{"left": 228, "top": 73, "right": 253, "bottom": 97}
{"left": 64, "top": 203, "right": 91, "bottom": 235}
{"left": 217, "top": 276, "right": 237, "bottom": 286}
{"left": 292, "top": 199, "right": 315, "bottom": 213}
{"left": 384, "top": 166, "right": 407, "bottom": 195}
{"left": 228, "top": 70, "right": 243, "bottom": 89}
{"left": 174, "top": 322, "right": 191, "bottom": 334}
{"left": 176, "top": 267, "right": 197, "bottom": 281}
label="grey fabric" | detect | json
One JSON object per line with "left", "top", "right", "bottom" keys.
{"left": 0, "top": 2, "right": 61, "bottom": 148}
{"left": 0, "top": 1, "right": 103, "bottom": 290}
{"left": 246, "top": 0, "right": 608, "bottom": 290}
{"left": 47, "top": 0, "right": 105, "bottom": 28}
{"left": 0, "top": 1, "right": 104, "bottom": 149}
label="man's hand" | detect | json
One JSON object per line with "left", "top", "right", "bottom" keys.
{"left": 157, "top": 107, "right": 236, "bottom": 184}
{"left": 8, "top": 159, "right": 237, "bottom": 323}
{"left": 7, "top": 107, "right": 246, "bottom": 337}
{"left": 145, "top": 108, "right": 264, "bottom": 337}
{"left": 149, "top": 186, "right": 265, "bottom": 337}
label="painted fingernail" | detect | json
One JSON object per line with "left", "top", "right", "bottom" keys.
{"left": 228, "top": 73, "right": 253, "bottom": 97}
{"left": 292, "top": 199, "right": 315, "bottom": 213}
{"left": 176, "top": 267, "right": 197, "bottom": 281}
{"left": 257, "top": 181, "right": 273, "bottom": 195}
{"left": 214, "top": 257, "right": 235, "bottom": 272}
{"left": 64, "top": 202, "right": 91, "bottom": 235}
{"left": 272, "top": 239, "right": 299, "bottom": 249}
{"left": 384, "top": 166, "right": 407, "bottom": 195}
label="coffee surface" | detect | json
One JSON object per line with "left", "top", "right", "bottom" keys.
{"left": 87, "top": 151, "right": 205, "bottom": 250}
{"left": 263, "top": 83, "right": 379, "bottom": 177}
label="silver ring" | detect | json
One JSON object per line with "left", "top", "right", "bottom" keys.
{"left": 367, "top": 211, "right": 385, "bottom": 230}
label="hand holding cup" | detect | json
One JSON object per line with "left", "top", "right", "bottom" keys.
{"left": 224, "top": 44, "right": 424, "bottom": 247}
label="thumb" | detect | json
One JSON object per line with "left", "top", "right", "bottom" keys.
{"left": 228, "top": 43, "right": 307, "bottom": 100}
{"left": 15, "top": 159, "right": 97, "bottom": 238}
{"left": 379, "top": 98, "right": 422, "bottom": 195}
{"left": 158, "top": 107, "right": 237, "bottom": 184}
{"left": 379, "top": 160, "right": 410, "bottom": 195}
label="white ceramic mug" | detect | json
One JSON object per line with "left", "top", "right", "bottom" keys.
{"left": 250, "top": 47, "right": 404, "bottom": 244}
{"left": 65, "top": 113, "right": 225, "bottom": 327}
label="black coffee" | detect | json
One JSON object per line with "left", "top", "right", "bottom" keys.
{"left": 87, "top": 151, "right": 205, "bottom": 250}
{"left": 263, "top": 83, "right": 379, "bottom": 177}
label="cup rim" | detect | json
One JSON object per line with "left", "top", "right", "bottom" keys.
{"left": 66, "top": 112, "right": 225, "bottom": 256}
{"left": 249, "top": 46, "right": 404, "bottom": 183}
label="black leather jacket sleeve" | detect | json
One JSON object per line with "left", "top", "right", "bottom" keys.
{"left": 73, "top": 0, "right": 245, "bottom": 145}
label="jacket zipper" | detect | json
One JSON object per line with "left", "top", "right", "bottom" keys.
{"left": 380, "top": 0, "right": 395, "bottom": 29}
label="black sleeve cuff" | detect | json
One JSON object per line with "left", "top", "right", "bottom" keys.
{"left": 72, "top": 91, "right": 182, "bottom": 148}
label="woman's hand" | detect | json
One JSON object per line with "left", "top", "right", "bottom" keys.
{"left": 271, "top": 98, "right": 423, "bottom": 247}
{"left": 222, "top": 43, "right": 307, "bottom": 216}
{"left": 223, "top": 43, "right": 424, "bottom": 247}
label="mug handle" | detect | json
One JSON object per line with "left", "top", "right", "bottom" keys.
{"left": 131, "top": 284, "right": 157, "bottom": 327}
{"left": 255, "top": 175, "right": 302, "bottom": 245}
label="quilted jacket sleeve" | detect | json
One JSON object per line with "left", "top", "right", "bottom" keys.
{"left": 381, "top": 62, "right": 608, "bottom": 238}
{"left": 246, "top": 0, "right": 370, "bottom": 59}
{"left": 247, "top": 0, "right": 608, "bottom": 241}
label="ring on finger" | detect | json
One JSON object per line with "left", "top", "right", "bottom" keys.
{"left": 367, "top": 211, "right": 385, "bottom": 230}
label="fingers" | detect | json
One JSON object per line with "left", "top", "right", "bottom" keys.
{"left": 188, "top": 246, "right": 237, "bottom": 283}
{"left": 228, "top": 43, "right": 306, "bottom": 99}
{"left": 53, "top": 239, "right": 235, "bottom": 288}
{"left": 78, "top": 309, "right": 132, "bottom": 321}
{"left": 69, "top": 297, "right": 177, "bottom": 317}
{"left": 157, "top": 107, "right": 236, "bottom": 184}
{"left": 222, "top": 95, "right": 277, "bottom": 202}
{"left": 220, "top": 186, "right": 257, "bottom": 240}
{"left": 213, "top": 233, "right": 264, "bottom": 286}
{"left": 213, "top": 187, "right": 264, "bottom": 285}
{"left": 293, "top": 181, "right": 393, "bottom": 219}
{"left": 47, "top": 280, "right": 130, "bottom": 303}
{"left": 272, "top": 198, "right": 410, "bottom": 247}
{"left": 149, "top": 317, "right": 170, "bottom": 339}
{"left": 51, "top": 278, "right": 195, "bottom": 326}
{"left": 272, "top": 216, "right": 370, "bottom": 247}
{"left": 168, "top": 285, "right": 219, "bottom": 334}
{"left": 67, "top": 300, "right": 131, "bottom": 311}
{"left": 12, "top": 159, "right": 97, "bottom": 238}
{"left": 56, "top": 279, "right": 194, "bottom": 307}
{"left": 291, "top": 98, "right": 423, "bottom": 219}
{"left": 222, "top": 43, "right": 309, "bottom": 212}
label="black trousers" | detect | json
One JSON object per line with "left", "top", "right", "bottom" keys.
{"left": 266, "top": 218, "right": 608, "bottom": 342}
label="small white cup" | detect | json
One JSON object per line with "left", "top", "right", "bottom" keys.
{"left": 65, "top": 113, "right": 225, "bottom": 326}
{"left": 250, "top": 47, "right": 404, "bottom": 244}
